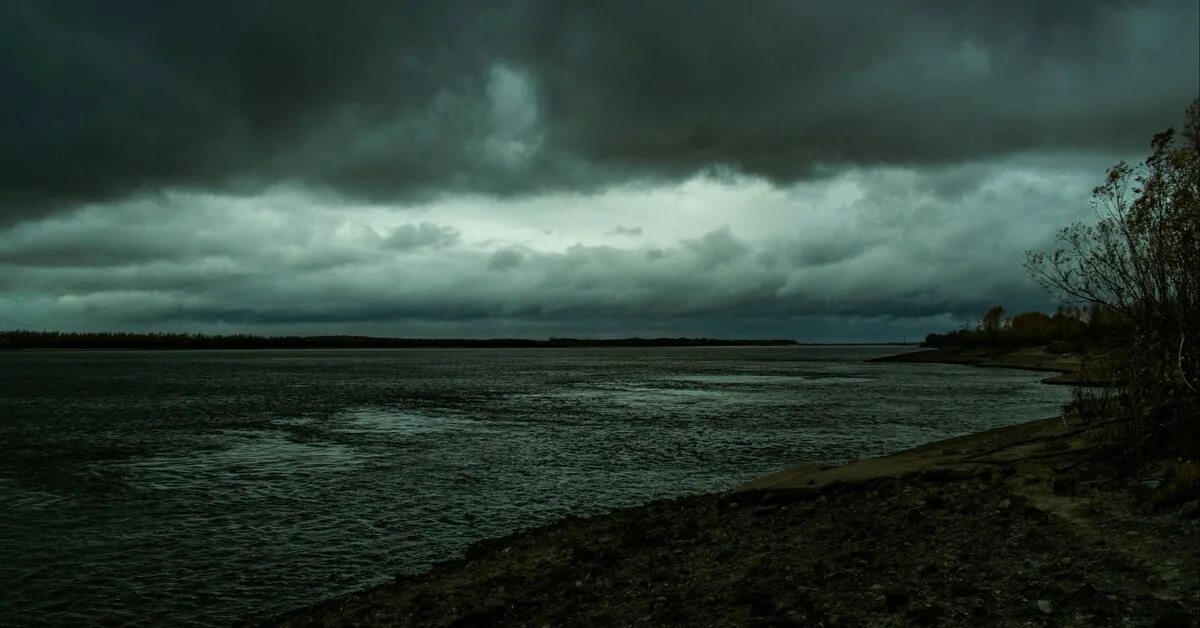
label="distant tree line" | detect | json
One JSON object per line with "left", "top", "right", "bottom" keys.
{"left": 922, "top": 303, "right": 1129, "bottom": 352}
{"left": 0, "top": 331, "right": 799, "bottom": 350}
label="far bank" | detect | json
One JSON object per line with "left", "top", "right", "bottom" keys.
{"left": 870, "top": 345, "right": 1113, "bottom": 386}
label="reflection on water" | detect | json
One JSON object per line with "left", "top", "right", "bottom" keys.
{"left": 0, "top": 347, "right": 1070, "bottom": 626}
{"left": 334, "top": 408, "right": 478, "bottom": 436}
{"left": 670, "top": 373, "right": 872, "bottom": 384}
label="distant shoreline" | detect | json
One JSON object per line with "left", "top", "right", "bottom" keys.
{"left": 869, "top": 345, "right": 1111, "bottom": 386}
{"left": 0, "top": 331, "right": 919, "bottom": 351}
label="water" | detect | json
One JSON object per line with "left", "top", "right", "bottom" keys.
{"left": 0, "top": 346, "right": 1070, "bottom": 625}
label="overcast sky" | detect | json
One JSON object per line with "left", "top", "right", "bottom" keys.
{"left": 2, "top": 1, "right": 1197, "bottom": 340}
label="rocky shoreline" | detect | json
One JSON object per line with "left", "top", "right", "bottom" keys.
{"left": 262, "top": 407, "right": 1198, "bottom": 627}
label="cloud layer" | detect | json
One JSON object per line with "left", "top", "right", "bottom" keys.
{"left": 2, "top": 1, "right": 1197, "bottom": 222}
{"left": 0, "top": 159, "right": 1105, "bottom": 339}
{"left": 1, "top": 2, "right": 1197, "bottom": 338}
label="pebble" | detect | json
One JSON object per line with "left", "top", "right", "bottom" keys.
{"left": 1037, "top": 599, "right": 1053, "bottom": 614}
{"left": 884, "top": 590, "right": 909, "bottom": 610}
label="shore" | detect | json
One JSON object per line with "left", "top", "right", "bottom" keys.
{"left": 263, "top": 363, "right": 1196, "bottom": 626}
{"left": 869, "top": 345, "right": 1109, "bottom": 386}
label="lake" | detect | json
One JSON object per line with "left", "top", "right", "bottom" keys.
{"left": 0, "top": 346, "right": 1071, "bottom": 625}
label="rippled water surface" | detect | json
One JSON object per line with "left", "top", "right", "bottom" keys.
{"left": 0, "top": 347, "right": 1071, "bottom": 625}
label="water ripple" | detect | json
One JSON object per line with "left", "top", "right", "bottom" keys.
{"left": 0, "top": 347, "right": 1070, "bottom": 625}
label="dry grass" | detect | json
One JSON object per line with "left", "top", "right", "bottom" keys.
{"left": 1153, "top": 460, "right": 1200, "bottom": 512}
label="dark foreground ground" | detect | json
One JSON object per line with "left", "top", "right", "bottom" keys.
{"left": 264, "top": 416, "right": 1199, "bottom": 627}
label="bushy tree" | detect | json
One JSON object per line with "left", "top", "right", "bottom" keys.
{"left": 1025, "top": 98, "right": 1200, "bottom": 466}
{"left": 1009, "top": 311, "right": 1052, "bottom": 342}
{"left": 981, "top": 305, "right": 1007, "bottom": 336}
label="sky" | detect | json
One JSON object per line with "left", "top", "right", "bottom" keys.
{"left": 1, "top": 1, "right": 1197, "bottom": 341}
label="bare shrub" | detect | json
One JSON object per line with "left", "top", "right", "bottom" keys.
{"left": 1026, "top": 98, "right": 1200, "bottom": 470}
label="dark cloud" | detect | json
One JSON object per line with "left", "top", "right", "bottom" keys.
{"left": 683, "top": 227, "right": 750, "bottom": 268}
{"left": 0, "top": 1, "right": 519, "bottom": 222}
{"left": 383, "top": 223, "right": 460, "bottom": 251}
{"left": 526, "top": 1, "right": 1198, "bottom": 179}
{"left": 487, "top": 248, "right": 524, "bottom": 271}
{"left": 2, "top": 0, "right": 1196, "bottom": 223}
{"left": 0, "top": 226, "right": 183, "bottom": 268}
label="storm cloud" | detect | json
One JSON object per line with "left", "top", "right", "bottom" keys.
{"left": 3, "top": 0, "right": 1197, "bottom": 221}
{"left": 0, "top": 1, "right": 1196, "bottom": 338}
{"left": 0, "top": 158, "right": 1104, "bottom": 338}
